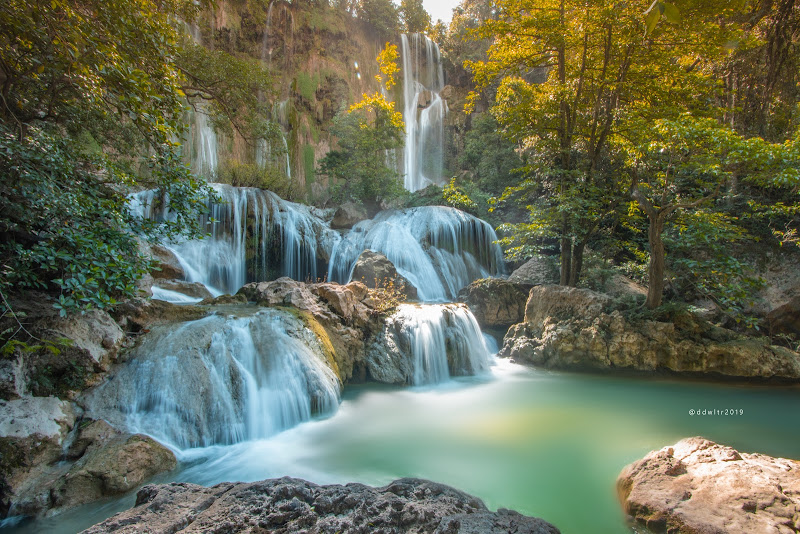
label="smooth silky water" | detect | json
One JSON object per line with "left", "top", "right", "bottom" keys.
{"left": 6, "top": 358, "right": 799, "bottom": 534}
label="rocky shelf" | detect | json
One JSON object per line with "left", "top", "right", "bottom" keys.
{"left": 82, "top": 477, "right": 560, "bottom": 534}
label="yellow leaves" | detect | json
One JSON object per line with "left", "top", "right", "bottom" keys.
{"left": 376, "top": 42, "right": 400, "bottom": 91}
{"left": 348, "top": 92, "right": 404, "bottom": 131}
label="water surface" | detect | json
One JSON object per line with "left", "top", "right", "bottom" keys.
{"left": 6, "top": 360, "right": 800, "bottom": 534}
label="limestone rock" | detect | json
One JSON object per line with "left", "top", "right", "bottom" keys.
{"left": 524, "top": 285, "right": 611, "bottom": 329}
{"left": 52, "top": 421, "right": 176, "bottom": 509}
{"left": 238, "top": 278, "right": 384, "bottom": 382}
{"left": 508, "top": 256, "right": 558, "bottom": 285}
{"left": 83, "top": 477, "right": 560, "bottom": 534}
{"left": 604, "top": 274, "right": 647, "bottom": 300}
{"left": 0, "top": 397, "right": 76, "bottom": 516}
{"left": 111, "top": 298, "right": 209, "bottom": 334}
{"left": 768, "top": 295, "right": 800, "bottom": 336}
{"left": 152, "top": 280, "right": 213, "bottom": 300}
{"left": 618, "top": 437, "right": 800, "bottom": 534}
{"left": 330, "top": 202, "right": 368, "bottom": 229}
{"left": 149, "top": 245, "right": 185, "bottom": 280}
{"left": 350, "top": 250, "right": 418, "bottom": 300}
{"left": 500, "top": 285, "right": 800, "bottom": 380}
{"left": 458, "top": 278, "right": 531, "bottom": 332}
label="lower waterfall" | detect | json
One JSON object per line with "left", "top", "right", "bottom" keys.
{"left": 380, "top": 304, "right": 493, "bottom": 386}
{"left": 83, "top": 309, "right": 341, "bottom": 450}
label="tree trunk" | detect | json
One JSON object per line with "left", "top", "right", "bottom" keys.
{"left": 568, "top": 240, "right": 585, "bottom": 287}
{"left": 559, "top": 237, "right": 571, "bottom": 286}
{"left": 645, "top": 215, "right": 666, "bottom": 309}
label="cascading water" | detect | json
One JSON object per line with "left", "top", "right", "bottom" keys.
{"left": 130, "top": 184, "right": 339, "bottom": 295}
{"left": 83, "top": 309, "right": 341, "bottom": 450}
{"left": 401, "top": 33, "right": 448, "bottom": 192}
{"left": 328, "top": 206, "right": 504, "bottom": 301}
{"left": 381, "top": 304, "right": 493, "bottom": 386}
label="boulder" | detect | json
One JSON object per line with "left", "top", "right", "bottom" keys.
{"left": 0, "top": 397, "right": 76, "bottom": 516}
{"left": 458, "top": 278, "right": 531, "bottom": 334}
{"left": 51, "top": 421, "right": 176, "bottom": 509}
{"left": 238, "top": 278, "right": 384, "bottom": 382}
{"left": 350, "top": 250, "right": 418, "bottom": 300}
{"left": 618, "top": 437, "right": 800, "bottom": 534}
{"left": 768, "top": 295, "right": 800, "bottom": 336}
{"left": 84, "top": 477, "right": 560, "bottom": 534}
{"left": 508, "top": 256, "right": 558, "bottom": 285}
{"left": 152, "top": 280, "right": 213, "bottom": 300}
{"left": 330, "top": 202, "right": 368, "bottom": 229}
{"left": 149, "top": 245, "right": 185, "bottom": 280}
{"left": 111, "top": 298, "right": 209, "bottom": 334}
{"left": 500, "top": 285, "right": 800, "bottom": 380}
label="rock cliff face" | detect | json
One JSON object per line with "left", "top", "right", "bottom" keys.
{"left": 458, "top": 278, "right": 531, "bottom": 336}
{"left": 83, "top": 477, "right": 560, "bottom": 534}
{"left": 500, "top": 285, "right": 800, "bottom": 381}
{"left": 618, "top": 437, "right": 800, "bottom": 534}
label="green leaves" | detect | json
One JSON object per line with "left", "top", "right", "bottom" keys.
{"left": 643, "top": 1, "right": 681, "bottom": 36}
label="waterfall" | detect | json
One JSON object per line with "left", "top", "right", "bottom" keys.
{"left": 384, "top": 304, "right": 492, "bottom": 386}
{"left": 328, "top": 206, "right": 504, "bottom": 301}
{"left": 130, "top": 184, "right": 339, "bottom": 295}
{"left": 83, "top": 310, "right": 341, "bottom": 450}
{"left": 401, "top": 33, "right": 448, "bottom": 192}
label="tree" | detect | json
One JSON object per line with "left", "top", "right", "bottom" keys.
{"left": 0, "top": 0, "right": 270, "bottom": 318}
{"left": 468, "top": 0, "right": 742, "bottom": 286}
{"left": 357, "top": 0, "right": 400, "bottom": 41}
{"left": 625, "top": 114, "right": 800, "bottom": 309}
{"left": 318, "top": 44, "right": 405, "bottom": 207}
{"left": 400, "top": 0, "right": 431, "bottom": 34}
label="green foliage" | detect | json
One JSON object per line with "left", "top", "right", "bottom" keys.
{"left": 319, "top": 109, "right": 404, "bottom": 206}
{"left": 400, "top": 0, "right": 431, "bottom": 34}
{"left": 319, "top": 46, "right": 405, "bottom": 207}
{"left": 0, "top": 0, "right": 222, "bottom": 321}
{"left": 296, "top": 72, "right": 320, "bottom": 103}
{"left": 443, "top": 177, "right": 479, "bottom": 214}
{"left": 0, "top": 126, "right": 210, "bottom": 316}
{"left": 666, "top": 210, "right": 765, "bottom": 329}
{"left": 357, "top": 0, "right": 400, "bottom": 41}
{"left": 178, "top": 41, "right": 274, "bottom": 142}
{"left": 459, "top": 114, "right": 522, "bottom": 193}
{"left": 215, "top": 162, "right": 297, "bottom": 200}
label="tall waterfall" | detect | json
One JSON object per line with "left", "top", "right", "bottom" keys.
{"left": 328, "top": 206, "right": 504, "bottom": 301}
{"left": 383, "top": 304, "right": 492, "bottom": 386}
{"left": 83, "top": 310, "right": 341, "bottom": 450}
{"left": 191, "top": 106, "right": 218, "bottom": 179}
{"left": 130, "top": 184, "right": 339, "bottom": 295}
{"left": 401, "top": 33, "right": 448, "bottom": 192}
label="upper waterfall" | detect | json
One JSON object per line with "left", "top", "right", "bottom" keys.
{"left": 130, "top": 184, "right": 340, "bottom": 296}
{"left": 401, "top": 33, "right": 448, "bottom": 192}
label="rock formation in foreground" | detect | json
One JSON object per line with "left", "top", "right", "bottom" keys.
{"left": 83, "top": 477, "right": 560, "bottom": 534}
{"left": 618, "top": 437, "right": 800, "bottom": 534}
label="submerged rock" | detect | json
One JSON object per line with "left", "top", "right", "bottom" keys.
{"left": 618, "top": 437, "right": 800, "bottom": 534}
{"left": 83, "top": 477, "right": 560, "bottom": 534}
{"left": 501, "top": 285, "right": 800, "bottom": 381}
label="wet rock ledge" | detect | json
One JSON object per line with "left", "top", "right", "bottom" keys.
{"left": 83, "top": 477, "right": 560, "bottom": 534}
{"left": 618, "top": 437, "right": 800, "bottom": 533}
